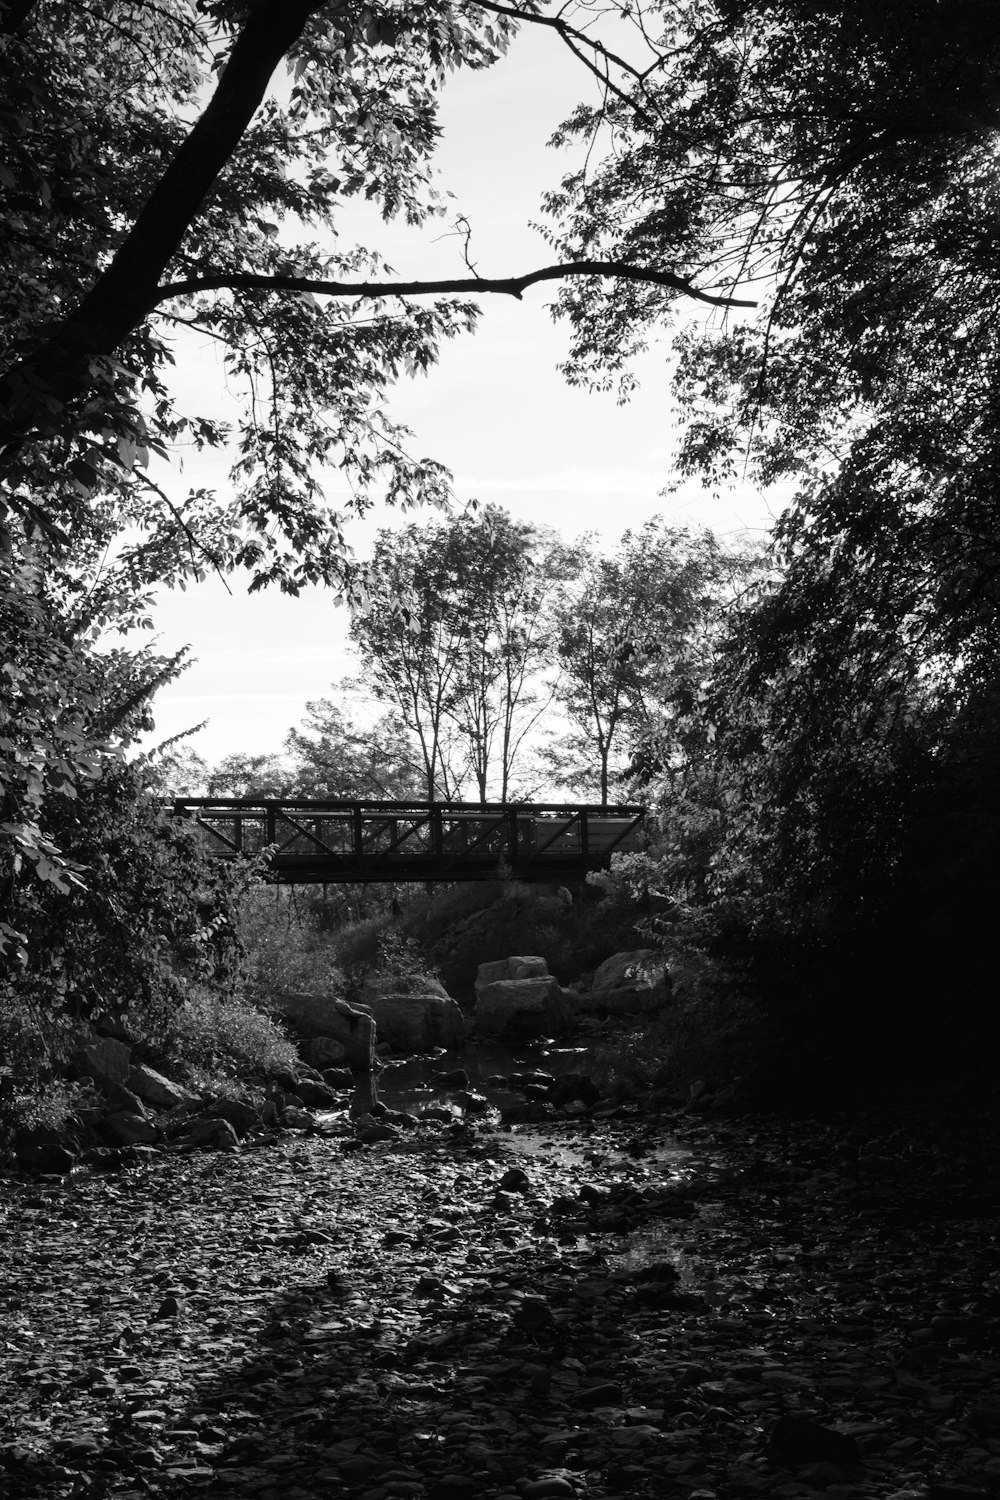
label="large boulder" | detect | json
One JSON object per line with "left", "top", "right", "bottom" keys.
{"left": 592, "top": 949, "right": 663, "bottom": 991}
{"left": 476, "top": 955, "right": 549, "bottom": 985}
{"left": 299, "top": 1036, "right": 348, "bottom": 1069}
{"left": 12, "top": 1127, "right": 79, "bottom": 1175}
{"left": 73, "top": 1035, "right": 132, "bottom": 1089}
{"left": 473, "top": 958, "right": 574, "bottom": 1040}
{"left": 271, "top": 994, "right": 375, "bottom": 1070}
{"left": 582, "top": 949, "right": 672, "bottom": 1016}
{"left": 188, "top": 1117, "right": 241, "bottom": 1152}
{"left": 101, "top": 1110, "right": 158, "bottom": 1146}
{"left": 356, "top": 976, "right": 467, "bottom": 1053}
{"left": 127, "top": 1063, "right": 200, "bottom": 1111}
{"left": 209, "top": 1097, "right": 261, "bottom": 1137}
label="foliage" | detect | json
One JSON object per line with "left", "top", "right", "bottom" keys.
{"left": 335, "top": 915, "right": 436, "bottom": 1001}
{"left": 398, "top": 879, "right": 645, "bottom": 998}
{"left": 238, "top": 883, "right": 346, "bottom": 1000}
{"left": 549, "top": 519, "right": 759, "bottom": 805}
{"left": 1, "top": 0, "right": 708, "bottom": 942}
{"left": 5, "top": 755, "right": 251, "bottom": 1024}
{"left": 153, "top": 985, "right": 299, "bottom": 1093}
{"left": 538, "top": 1, "right": 1000, "bottom": 1066}
{"left": 584, "top": 950, "right": 772, "bottom": 1106}
{"left": 284, "top": 684, "right": 424, "bottom": 799}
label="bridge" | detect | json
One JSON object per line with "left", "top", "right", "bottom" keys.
{"left": 168, "top": 799, "right": 646, "bottom": 884}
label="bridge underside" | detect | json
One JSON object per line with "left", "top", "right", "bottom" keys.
{"left": 168, "top": 799, "right": 646, "bottom": 885}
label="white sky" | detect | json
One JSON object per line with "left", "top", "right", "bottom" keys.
{"left": 137, "top": 25, "right": 777, "bottom": 767}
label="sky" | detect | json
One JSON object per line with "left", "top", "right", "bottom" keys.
{"left": 137, "top": 23, "right": 777, "bottom": 768}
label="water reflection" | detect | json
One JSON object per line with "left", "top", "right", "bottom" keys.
{"left": 369, "top": 1040, "right": 593, "bottom": 1115}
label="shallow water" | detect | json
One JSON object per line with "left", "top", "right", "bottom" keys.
{"left": 372, "top": 1039, "right": 593, "bottom": 1113}
{"left": 320, "top": 1039, "right": 693, "bottom": 1175}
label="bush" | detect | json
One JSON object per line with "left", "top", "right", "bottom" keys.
{"left": 0, "top": 991, "right": 92, "bottom": 1136}
{"left": 150, "top": 985, "right": 299, "bottom": 1093}
{"left": 401, "top": 881, "right": 647, "bottom": 999}
{"left": 239, "top": 884, "right": 345, "bottom": 999}
{"left": 584, "top": 946, "right": 779, "bottom": 1108}
{"left": 336, "top": 918, "right": 439, "bottom": 1001}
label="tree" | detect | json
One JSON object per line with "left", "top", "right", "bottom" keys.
{"left": 0, "top": 0, "right": 739, "bottom": 575}
{"left": 285, "top": 685, "right": 424, "bottom": 798}
{"left": 545, "top": 1, "right": 1000, "bottom": 687}
{"left": 350, "top": 506, "right": 565, "bottom": 798}
{"left": 537, "top": 2, "right": 1000, "bottom": 1056}
{"left": 435, "top": 506, "right": 573, "bottom": 801}
{"left": 549, "top": 519, "right": 750, "bottom": 806}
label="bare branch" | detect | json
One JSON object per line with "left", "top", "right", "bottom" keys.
{"left": 155, "top": 261, "right": 755, "bottom": 310}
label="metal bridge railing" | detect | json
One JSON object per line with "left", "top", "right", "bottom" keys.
{"left": 167, "top": 798, "right": 646, "bottom": 884}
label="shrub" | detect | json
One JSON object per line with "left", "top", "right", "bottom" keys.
{"left": 585, "top": 946, "right": 779, "bottom": 1107}
{"left": 151, "top": 985, "right": 299, "bottom": 1092}
{"left": 400, "top": 881, "right": 647, "bottom": 999}
{"left": 239, "top": 884, "right": 345, "bottom": 1000}
{"left": 336, "top": 918, "right": 439, "bottom": 1000}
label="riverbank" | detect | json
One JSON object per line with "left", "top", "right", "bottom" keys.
{"left": 3, "top": 1101, "right": 998, "bottom": 1500}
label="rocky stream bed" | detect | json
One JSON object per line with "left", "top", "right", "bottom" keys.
{"left": 2, "top": 1094, "right": 999, "bottom": 1500}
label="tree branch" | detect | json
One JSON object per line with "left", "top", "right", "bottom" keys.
{"left": 0, "top": 0, "right": 334, "bottom": 453}
{"left": 155, "top": 261, "right": 755, "bottom": 310}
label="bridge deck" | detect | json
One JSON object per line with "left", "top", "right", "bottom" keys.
{"left": 168, "top": 799, "right": 646, "bottom": 884}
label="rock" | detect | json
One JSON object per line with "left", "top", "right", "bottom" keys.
{"left": 454, "top": 1089, "right": 489, "bottom": 1113}
{"left": 74, "top": 1035, "right": 132, "bottom": 1089}
{"left": 355, "top": 1120, "right": 402, "bottom": 1145}
{"left": 509, "top": 1070, "right": 555, "bottom": 1089}
{"left": 13, "top": 1131, "right": 77, "bottom": 1174}
{"left": 105, "top": 1082, "right": 147, "bottom": 1114}
{"left": 522, "top": 1477, "right": 576, "bottom": 1497}
{"left": 356, "top": 980, "right": 467, "bottom": 1053}
{"left": 548, "top": 1073, "right": 600, "bottom": 1109}
{"left": 576, "top": 1382, "right": 625, "bottom": 1407}
{"left": 295, "top": 1078, "right": 338, "bottom": 1108}
{"left": 432, "top": 1067, "right": 470, "bottom": 1088}
{"left": 429, "top": 1478, "right": 479, "bottom": 1500}
{"left": 499, "top": 1167, "right": 531, "bottom": 1192}
{"left": 101, "top": 1111, "right": 158, "bottom": 1146}
{"left": 768, "top": 1415, "right": 861, "bottom": 1468}
{"left": 209, "top": 1097, "right": 261, "bottom": 1137}
{"left": 511, "top": 1295, "right": 556, "bottom": 1334}
{"left": 499, "top": 1101, "right": 548, "bottom": 1124}
{"left": 270, "top": 993, "right": 376, "bottom": 1069}
{"left": 382, "top": 1108, "right": 419, "bottom": 1128}
{"left": 80, "top": 1145, "right": 141, "bottom": 1171}
{"left": 637, "top": 1260, "right": 681, "bottom": 1284}
{"left": 188, "top": 1117, "right": 241, "bottom": 1152}
{"left": 418, "top": 1106, "right": 457, "bottom": 1124}
{"left": 280, "top": 1106, "right": 313, "bottom": 1129}
{"left": 476, "top": 955, "right": 550, "bottom": 984}
{"left": 127, "top": 1064, "right": 200, "bottom": 1110}
{"left": 299, "top": 1035, "right": 349, "bottom": 1069}
{"left": 576, "top": 948, "right": 672, "bottom": 1017}
{"left": 322, "top": 1067, "right": 355, "bottom": 1089}
{"left": 473, "top": 973, "right": 573, "bottom": 1040}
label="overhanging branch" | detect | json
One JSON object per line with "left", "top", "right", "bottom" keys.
{"left": 155, "top": 261, "right": 755, "bottom": 310}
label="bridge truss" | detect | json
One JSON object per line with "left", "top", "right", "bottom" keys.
{"left": 167, "top": 799, "right": 646, "bottom": 884}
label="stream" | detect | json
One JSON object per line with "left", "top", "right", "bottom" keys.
{"left": 320, "top": 1037, "right": 694, "bottom": 1176}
